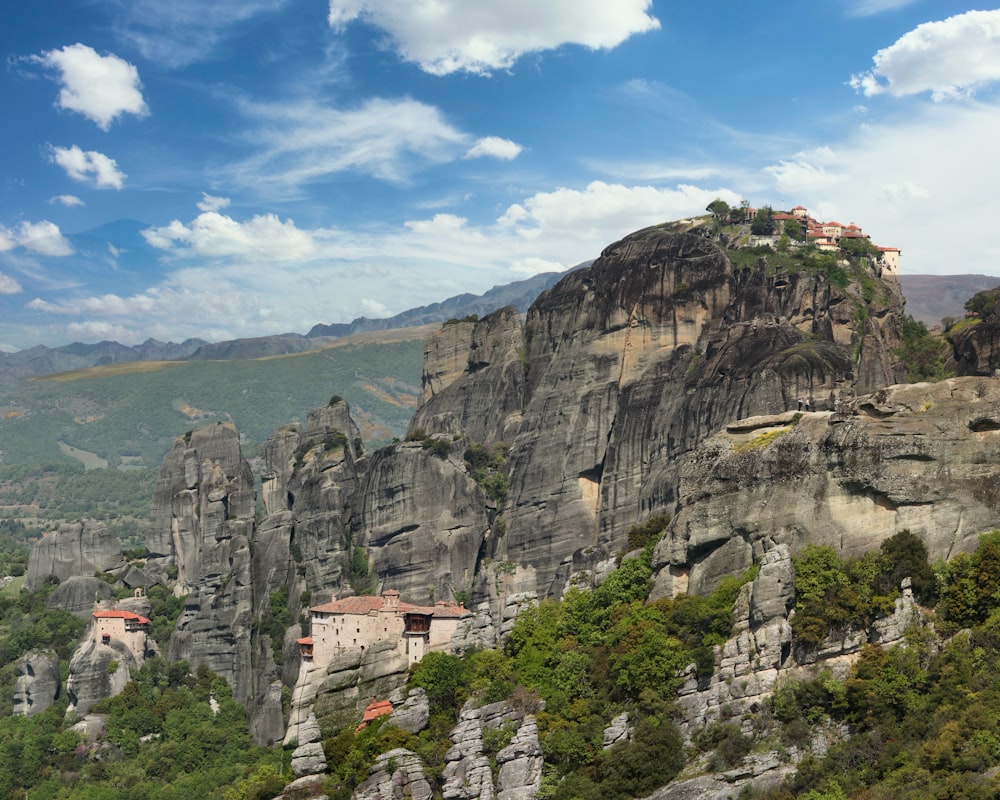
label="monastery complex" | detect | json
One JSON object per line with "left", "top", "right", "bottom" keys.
{"left": 746, "top": 204, "right": 901, "bottom": 274}
{"left": 298, "top": 589, "right": 471, "bottom": 669}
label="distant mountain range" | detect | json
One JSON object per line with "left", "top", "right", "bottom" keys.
{"left": 0, "top": 245, "right": 994, "bottom": 383}
{"left": 0, "top": 269, "right": 566, "bottom": 382}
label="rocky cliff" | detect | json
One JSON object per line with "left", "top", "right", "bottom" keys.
{"left": 24, "top": 216, "right": 1000, "bottom": 799}
{"left": 404, "top": 223, "right": 906, "bottom": 602}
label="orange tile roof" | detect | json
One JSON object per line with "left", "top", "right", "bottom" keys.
{"left": 296, "top": 636, "right": 313, "bottom": 645}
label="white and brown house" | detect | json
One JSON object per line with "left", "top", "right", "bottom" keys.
{"left": 91, "top": 608, "right": 152, "bottom": 661}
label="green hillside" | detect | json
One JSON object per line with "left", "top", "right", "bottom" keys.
{"left": 0, "top": 333, "right": 426, "bottom": 529}
{"left": 0, "top": 336, "right": 426, "bottom": 469}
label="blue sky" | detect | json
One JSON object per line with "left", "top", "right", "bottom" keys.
{"left": 2, "top": 1, "right": 999, "bottom": 350}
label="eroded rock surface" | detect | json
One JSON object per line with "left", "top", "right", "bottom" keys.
{"left": 653, "top": 378, "right": 1000, "bottom": 597}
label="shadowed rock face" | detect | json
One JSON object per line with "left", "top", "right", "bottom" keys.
{"left": 13, "top": 651, "right": 60, "bottom": 717}
{"left": 652, "top": 377, "right": 1000, "bottom": 597}
{"left": 410, "top": 305, "right": 527, "bottom": 445}
{"left": 145, "top": 423, "right": 263, "bottom": 725}
{"left": 952, "top": 317, "right": 1000, "bottom": 376}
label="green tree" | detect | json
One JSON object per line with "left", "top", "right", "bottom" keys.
{"left": 750, "top": 205, "right": 775, "bottom": 235}
{"left": 706, "top": 198, "right": 730, "bottom": 222}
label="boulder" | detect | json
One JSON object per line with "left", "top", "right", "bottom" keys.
{"left": 45, "top": 576, "right": 113, "bottom": 617}
{"left": 26, "top": 521, "right": 124, "bottom": 591}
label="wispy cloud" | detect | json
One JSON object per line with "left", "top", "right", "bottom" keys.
{"left": 227, "top": 96, "right": 475, "bottom": 191}
{"left": 50, "top": 195, "right": 85, "bottom": 207}
{"left": 29, "top": 44, "right": 147, "bottom": 130}
{"left": 464, "top": 136, "right": 523, "bottom": 160}
{"left": 846, "top": 0, "right": 919, "bottom": 17}
{"left": 107, "top": 0, "right": 289, "bottom": 68}
{"left": 327, "top": 0, "right": 659, "bottom": 75}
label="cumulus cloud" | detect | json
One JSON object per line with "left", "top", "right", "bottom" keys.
{"left": 49, "top": 145, "right": 126, "bottom": 189}
{"left": 50, "top": 194, "right": 85, "bottom": 207}
{"left": 496, "top": 181, "right": 741, "bottom": 240}
{"left": 327, "top": 0, "right": 659, "bottom": 75}
{"left": 0, "top": 273, "right": 23, "bottom": 295}
{"left": 850, "top": 10, "right": 1000, "bottom": 100}
{"left": 142, "top": 211, "right": 319, "bottom": 261}
{"left": 229, "top": 97, "right": 473, "bottom": 189}
{"left": 30, "top": 43, "right": 148, "bottom": 130}
{"left": 464, "top": 136, "right": 523, "bottom": 160}
{"left": 0, "top": 220, "right": 73, "bottom": 256}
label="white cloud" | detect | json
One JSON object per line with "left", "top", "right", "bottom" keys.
{"left": 850, "top": 10, "right": 1000, "bottom": 100}
{"left": 110, "top": 0, "right": 288, "bottom": 68}
{"left": 0, "top": 220, "right": 73, "bottom": 257}
{"left": 847, "top": 0, "right": 918, "bottom": 17}
{"left": 49, "top": 145, "right": 126, "bottom": 189}
{"left": 496, "top": 181, "right": 741, "bottom": 241}
{"left": 31, "top": 44, "right": 148, "bottom": 130}
{"left": 143, "top": 211, "right": 319, "bottom": 261}
{"left": 327, "top": 0, "right": 659, "bottom": 75}
{"left": 197, "top": 193, "right": 231, "bottom": 212}
{"left": 759, "top": 100, "right": 1000, "bottom": 275}
{"left": 50, "top": 194, "right": 85, "bottom": 207}
{"left": 464, "top": 136, "right": 523, "bottom": 160}
{"left": 0, "top": 273, "right": 23, "bottom": 295}
{"left": 229, "top": 97, "right": 474, "bottom": 189}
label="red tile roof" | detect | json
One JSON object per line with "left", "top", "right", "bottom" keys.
{"left": 93, "top": 610, "right": 150, "bottom": 625}
{"left": 311, "top": 591, "right": 470, "bottom": 619}
{"left": 356, "top": 699, "right": 394, "bottom": 731}
{"left": 296, "top": 636, "right": 313, "bottom": 645}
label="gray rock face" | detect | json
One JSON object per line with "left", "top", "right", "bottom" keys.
{"left": 409, "top": 224, "right": 906, "bottom": 601}
{"left": 292, "top": 742, "right": 329, "bottom": 779}
{"left": 45, "top": 576, "right": 113, "bottom": 617}
{"left": 260, "top": 400, "right": 364, "bottom": 594}
{"left": 673, "top": 538, "right": 927, "bottom": 745}
{"left": 146, "top": 422, "right": 265, "bottom": 729}
{"left": 26, "top": 521, "right": 124, "bottom": 591}
{"left": 353, "top": 443, "right": 489, "bottom": 604}
{"left": 388, "top": 687, "right": 430, "bottom": 734}
{"left": 496, "top": 715, "right": 544, "bottom": 800}
{"left": 653, "top": 378, "right": 1000, "bottom": 597}
{"left": 442, "top": 700, "right": 521, "bottom": 800}
{"left": 13, "top": 650, "right": 60, "bottom": 717}
{"left": 411, "top": 306, "right": 527, "bottom": 445}
{"left": 66, "top": 637, "right": 138, "bottom": 716}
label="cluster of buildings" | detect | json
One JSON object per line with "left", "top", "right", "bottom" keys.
{"left": 746, "top": 205, "right": 901, "bottom": 274}
{"left": 298, "top": 589, "right": 471, "bottom": 669}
